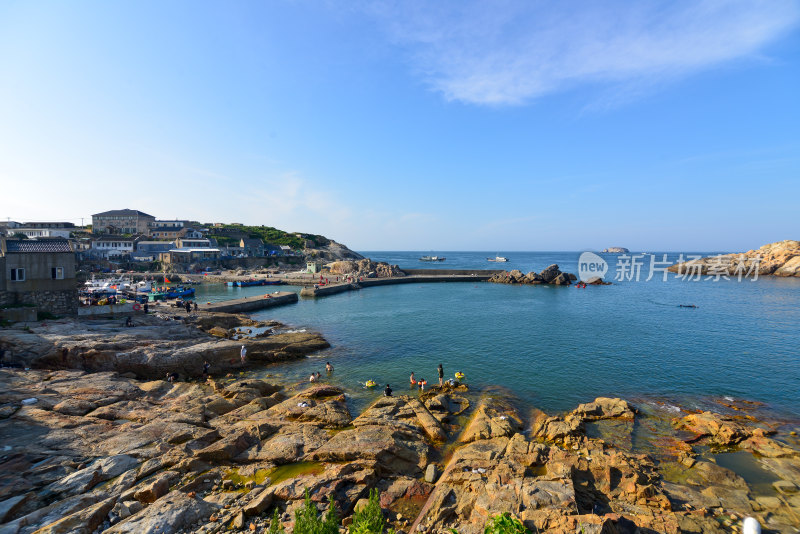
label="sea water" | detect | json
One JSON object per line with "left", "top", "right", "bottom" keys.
{"left": 212, "top": 251, "right": 800, "bottom": 418}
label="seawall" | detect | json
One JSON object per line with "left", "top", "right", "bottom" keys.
{"left": 300, "top": 271, "right": 499, "bottom": 298}
{"left": 200, "top": 291, "right": 299, "bottom": 313}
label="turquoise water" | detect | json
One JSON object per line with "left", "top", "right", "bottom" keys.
{"left": 219, "top": 251, "right": 800, "bottom": 417}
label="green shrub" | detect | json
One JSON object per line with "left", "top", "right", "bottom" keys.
{"left": 37, "top": 311, "right": 58, "bottom": 321}
{"left": 484, "top": 513, "right": 530, "bottom": 534}
{"left": 351, "top": 488, "right": 387, "bottom": 534}
{"left": 269, "top": 508, "right": 285, "bottom": 533}
{"left": 293, "top": 489, "right": 339, "bottom": 534}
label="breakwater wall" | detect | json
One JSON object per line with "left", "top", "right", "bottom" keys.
{"left": 300, "top": 271, "right": 498, "bottom": 298}
{"left": 200, "top": 291, "right": 298, "bottom": 313}
{"left": 402, "top": 269, "right": 505, "bottom": 276}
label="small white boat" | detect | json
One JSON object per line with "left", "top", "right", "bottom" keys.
{"left": 487, "top": 255, "right": 509, "bottom": 262}
{"left": 420, "top": 255, "right": 446, "bottom": 262}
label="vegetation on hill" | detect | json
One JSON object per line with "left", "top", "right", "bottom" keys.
{"left": 204, "top": 224, "right": 329, "bottom": 250}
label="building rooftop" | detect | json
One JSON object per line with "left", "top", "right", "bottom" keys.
{"left": 92, "top": 209, "right": 155, "bottom": 218}
{"left": 92, "top": 235, "right": 136, "bottom": 242}
{"left": 240, "top": 238, "right": 264, "bottom": 246}
{"left": 4, "top": 239, "right": 73, "bottom": 253}
{"left": 151, "top": 226, "right": 184, "bottom": 232}
{"left": 22, "top": 222, "right": 76, "bottom": 228}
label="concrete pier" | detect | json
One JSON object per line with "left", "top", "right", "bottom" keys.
{"left": 199, "top": 291, "right": 298, "bottom": 313}
{"left": 300, "top": 271, "right": 499, "bottom": 298}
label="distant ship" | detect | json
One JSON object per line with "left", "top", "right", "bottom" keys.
{"left": 420, "top": 255, "right": 446, "bottom": 262}
{"left": 487, "top": 255, "right": 509, "bottom": 262}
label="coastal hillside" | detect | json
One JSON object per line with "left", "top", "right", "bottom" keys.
{"left": 204, "top": 224, "right": 363, "bottom": 261}
{"left": 668, "top": 239, "right": 800, "bottom": 277}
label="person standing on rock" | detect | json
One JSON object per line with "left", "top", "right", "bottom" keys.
{"left": 240, "top": 345, "right": 247, "bottom": 364}
{"left": 438, "top": 363, "right": 444, "bottom": 386}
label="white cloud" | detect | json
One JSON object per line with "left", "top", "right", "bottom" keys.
{"left": 368, "top": 0, "right": 800, "bottom": 105}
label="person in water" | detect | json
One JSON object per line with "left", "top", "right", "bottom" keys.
{"left": 310, "top": 372, "right": 317, "bottom": 383}
{"left": 438, "top": 363, "right": 444, "bottom": 386}
{"left": 384, "top": 384, "right": 393, "bottom": 397}
{"left": 409, "top": 372, "right": 416, "bottom": 385}
{"left": 418, "top": 378, "right": 427, "bottom": 391}
{"left": 326, "top": 362, "right": 333, "bottom": 373}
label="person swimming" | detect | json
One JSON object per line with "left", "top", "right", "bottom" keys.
{"left": 409, "top": 372, "right": 416, "bottom": 385}
{"left": 326, "top": 362, "right": 333, "bottom": 373}
{"left": 418, "top": 378, "right": 427, "bottom": 391}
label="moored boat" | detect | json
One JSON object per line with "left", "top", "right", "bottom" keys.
{"left": 487, "top": 256, "right": 509, "bottom": 262}
{"left": 164, "top": 287, "right": 195, "bottom": 299}
{"left": 420, "top": 255, "right": 446, "bottom": 262}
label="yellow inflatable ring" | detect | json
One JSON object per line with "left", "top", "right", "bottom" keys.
{"left": 454, "top": 372, "right": 465, "bottom": 380}
{"left": 365, "top": 380, "right": 377, "bottom": 388}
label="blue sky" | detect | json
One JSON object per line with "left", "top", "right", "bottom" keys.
{"left": 0, "top": 1, "right": 798, "bottom": 251}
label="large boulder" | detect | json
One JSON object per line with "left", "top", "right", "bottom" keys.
{"left": 539, "top": 264, "right": 562, "bottom": 283}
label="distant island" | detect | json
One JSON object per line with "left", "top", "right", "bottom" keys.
{"left": 669, "top": 240, "right": 800, "bottom": 277}
{"left": 601, "top": 247, "right": 629, "bottom": 253}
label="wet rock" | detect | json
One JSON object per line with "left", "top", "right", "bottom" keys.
{"left": 572, "top": 397, "right": 636, "bottom": 421}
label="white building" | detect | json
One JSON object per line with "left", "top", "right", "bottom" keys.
{"left": 89, "top": 236, "right": 135, "bottom": 259}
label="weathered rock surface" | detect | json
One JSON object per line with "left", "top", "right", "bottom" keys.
{"left": 669, "top": 239, "right": 800, "bottom": 277}
{"left": 1, "top": 366, "right": 799, "bottom": 534}
{"left": 488, "top": 264, "right": 577, "bottom": 286}
{"left": 326, "top": 258, "right": 405, "bottom": 278}
{"left": 0, "top": 314, "right": 329, "bottom": 379}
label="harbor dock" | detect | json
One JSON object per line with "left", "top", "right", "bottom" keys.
{"left": 199, "top": 291, "right": 298, "bottom": 313}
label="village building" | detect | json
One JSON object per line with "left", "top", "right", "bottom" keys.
{"left": 12, "top": 222, "right": 75, "bottom": 240}
{"left": 132, "top": 241, "right": 175, "bottom": 261}
{"left": 175, "top": 237, "right": 211, "bottom": 248}
{"left": 158, "top": 247, "right": 221, "bottom": 264}
{"left": 92, "top": 209, "right": 155, "bottom": 235}
{"left": 86, "top": 236, "right": 135, "bottom": 259}
{"left": 0, "top": 238, "right": 78, "bottom": 316}
{"left": 149, "top": 226, "right": 187, "bottom": 239}
{"left": 239, "top": 237, "right": 265, "bottom": 257}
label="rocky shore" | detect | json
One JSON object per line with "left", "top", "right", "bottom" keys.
{"left": 668, "top": 240, "right": 800, "bottom": 278}
{"left": 2, "top": 312, "right": 800, "bottom": 533}
{"left": 0, "top": 314, "right": 329, "bottom": 380}
{"left": 1, "top": 360, "right": 799, "bottom": 533}
{"left": 488, "top": 264, "right": 578, "bottom": 286}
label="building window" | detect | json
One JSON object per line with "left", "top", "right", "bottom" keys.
{"left": 10, "top": 268, "right": 25, "bottom": 281}
{"left": 52, "top": 267, "right": 64, "bottom": 279}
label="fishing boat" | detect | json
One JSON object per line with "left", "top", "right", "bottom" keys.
{"left": 164, "top": 287, "right": 195, "bottom": 299}
{"left": 487, "top": 255, "right": 509, "bottom": 262}
{"left": 420, "top": 256, "right": 446, "bottom": 262}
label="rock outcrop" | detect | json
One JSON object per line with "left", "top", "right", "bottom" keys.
{"left": 668, "top": 240, "right": 800, "bottom": 277}
{"left": 326, "top": 259, "right": 405, "bottom": 279}
{"left": 601, "top": 247, "right": 629, "bottom": 253}
{"left": 0, "top": 314, "right": 329, "bottom": 379}
{"left": 488, "top": 264, "right": 577, "bottom": 286}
